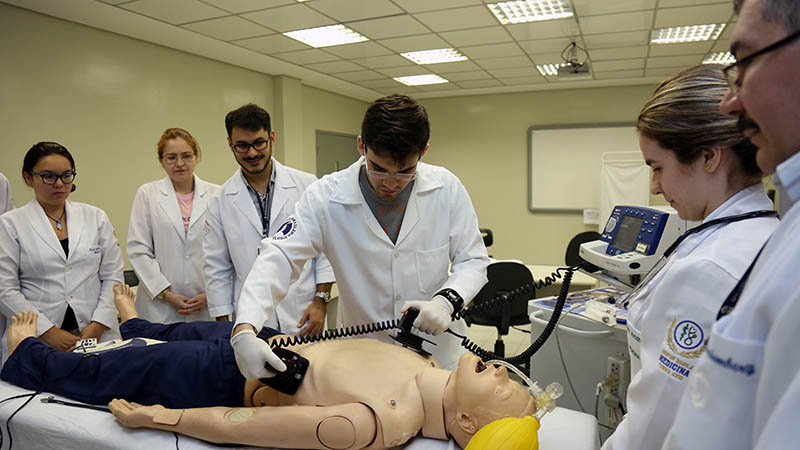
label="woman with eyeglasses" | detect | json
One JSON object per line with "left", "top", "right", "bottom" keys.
{"left": 126, "top": 128, "right": 219, "bottom": 324}
{"left": 0, "top": 141, "right": 124, "bottom": 359}
{"left": 601, "top": 65, "right": 780, "bottom": 450}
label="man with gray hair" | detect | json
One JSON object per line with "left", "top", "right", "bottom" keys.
{"left": 663, "top": 0, "right": 800, "bottom": 448}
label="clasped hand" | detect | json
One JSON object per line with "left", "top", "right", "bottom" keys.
{"left": 401, "top": 294, "right": 454, "bottom": 336}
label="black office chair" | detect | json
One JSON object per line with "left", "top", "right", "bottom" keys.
{"left": 479, "top": 228, "right": 493, "bottom": 248}
{"left": 465, "top": 261, "right": 534, "bottom": 359}
{"left": 123, "top": 270, "right": 140, "bottom": 287}
{"left": 564, "top": 231, "right": 601, "bottom": 268}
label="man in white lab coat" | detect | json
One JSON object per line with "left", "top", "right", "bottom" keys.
{"left": 662, "top": 1, "right": 800, "bottom": 449}
{"left": 203, "top": 104, "right": 334, "bottom": 336}
{"left": 230, "top": 94, "right": 490, "bottom": 375}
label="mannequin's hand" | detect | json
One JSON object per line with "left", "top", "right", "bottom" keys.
{"left": 297, "top": 299, "right": 326, "bottom": 337}
{"left": 230, "top": 327, "right": 286, "bottom": 379}
{"left": 109, "top": 399, "right": 164, "bottom": 428}
{"left": 401, "top": 295, "right": 454, "bottom": 336}
{"left": 40, "top": 326, "right": 79, "bottom": 351}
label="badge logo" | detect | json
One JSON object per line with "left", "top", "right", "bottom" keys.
{"left": 274, "top": 217, "right": 297, "bottom": 240}
{"left": 672, "top": 320, "right": 704, "bottom": 351}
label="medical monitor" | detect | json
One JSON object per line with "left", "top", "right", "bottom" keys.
{"left": 601, "top": 206, "right": 669, "bottom": 256}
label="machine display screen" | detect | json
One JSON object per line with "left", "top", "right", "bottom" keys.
{"left": 611, "top": 215, "right": 644, "bottom": 252}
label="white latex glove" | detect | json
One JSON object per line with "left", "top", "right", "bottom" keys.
{"left": 401, "top": 295, "right": 454, "bottom": 336}
{"left": 230, "top": 328, "right": 286, "bottom": 379}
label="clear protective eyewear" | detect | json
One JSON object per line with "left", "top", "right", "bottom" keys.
{"left": 232, "top": 139, "right": 270, "bottom": 154}
{"left": 161, "top": 152, "right": 195, "bottom": 164}
{"left": 30, "top": 171, "right": 76, "bottom": 185}
{"left": 363, "top": 160, "right": 418, "bottom": 182}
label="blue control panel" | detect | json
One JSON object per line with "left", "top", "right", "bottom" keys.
{"left": 600, "top": 206, "right": 669, "bottom": 256}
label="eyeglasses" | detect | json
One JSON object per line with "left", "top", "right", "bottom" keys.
{"left": 162, "top": 152, "right": 196, "bottom": 164}
{"left": 363, "top": 160, "right": 417, "bottom": 182}
{"left": 724, "top": 29, "right": 800, "bottom": 94}
{"left": 30, "top": 171, "right": 76, "bottom": 185}
{"left": 231, "top": 139, "right": 270, "bottom": 153}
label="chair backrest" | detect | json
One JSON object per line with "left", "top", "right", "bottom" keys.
{"left": 467, "top": 261, "right": 535, "bottom": 333}
{"left": 564, "top": 231, "right": 601, "bottom": 267}
{"left": 479, "top": 228, "right": 493, "bottom": 248}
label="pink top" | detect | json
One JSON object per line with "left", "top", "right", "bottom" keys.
{"left": 176, "top": 191, "right": 194, "bottom": 235}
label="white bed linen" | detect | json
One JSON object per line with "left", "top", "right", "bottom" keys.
{"left": 0, "top": 381, "right": 598, "bottom": 450}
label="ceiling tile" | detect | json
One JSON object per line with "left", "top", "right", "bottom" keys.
{"left": 242, "top": 4, "right": 334, "bottom": 33}
{"left": 456, "top": 79, "right": 503, "bottom": 88}
{"left": 378, "top": 34, "right": 450, "bottom": 52}
{"left": 646, "top": 54, "right": 703, "bottom": 68}
{"left": 376, "top": 66, "right": 432, "bottom": 77}
{"left": 658, "top": 0, "right": 733, "bottom": 8}
{"left": 415, "top": 83, "right": 461, "bottom": 92}
{"left": 645, "top": 66, "right": 689, "bottom": 77}
{"left": 414, "top": 5, "right": 496, "bottom": 32}
{"left": 518, "top": 37, "right": 584, "bottom": 55}
{"left": 307, "top": 0, "right": 403, "bottom": 22}
{"left": 346, "top": 15, "right": 429, "bottom": 40}
{"left": 233, "top": 33, "right": 309, "bottom": 53}
{"left": 572, "top": 0, "right": 656, "bottom": 16}
{"left": 594, "top": 69, "right": 645, "bottom": 79}
{"left": 583, "top": 31, "right": 650, "bottom": 49}
{"left": 200, "top": 0, "right": 294, "bottom": 14}
{"left": 589, "top": 46, "right": 649, "bottom": 60}
{"left": 477, "top": 55, "right": 533, "bottom": 69}
{"left": 390, "top": 0, "right": 482, "bottom": 14}
{"left": 357, "top": 78, "right": 407, "bottom": 89}
{"left": 580, "top": 10, "right": 654, "bottom": 35}
{"left": 648, "top": 41, "right": 713, "bottom": 57}
{"left": 499, "top": 76, "right": 547, "bottom": 85}
{"left": 591, "top": 58, "right": 646, "bottom": 71}
{"left": 654, "top": 4, "right": 734, "bottom": 28}
{"left": 304, "top": 60, "right": 366, "bottom": 73}
{"left": 426, "top": 60, "right": 481, "bottom": 73}
{"left": 711, "top": 39, "right": 731, "bottom": 52}
{"left": 334, "top": 70, "right": 385, "bottom": 81}
{"left": 720, "top": 23, "right": 734, "bottom": 39}
{"left": 351, "top": 54, "right": 414, "bottom": 69}
{"left": 488, "top": 66, "right": 539, "bottom": 78}
{"left": 527, "top": 52, "right": 571, "bottom": 65}
{"left": 376, "top": 86, "right": 420, "bottom": 94}
{"left": 272, "top": 48, "right": 340, "bottom": 64}
{"left": 120, "top": 0, "right": 229, "bottom": 25}
{"left": 460, "top": 42, "right": 524, "bottom": 59}
{"left": 182, "top": 15, "right": 271, "bottom": 41}
{"left": 439, "top": 26, "right": 512, "bottom": 47}
{"left": 323, "top": 41, "right": 393, "bottom": 59}
{"left": 98, "top": 0, "right": 135, "bottom": 4}
{"left": 505, "top": 18, "right": 580, "bottom": 41}
{"left": 444, "top": 70, "right": 493, "bottom": 81}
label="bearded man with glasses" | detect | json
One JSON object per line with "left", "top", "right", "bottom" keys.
{"left": 662, "top": 1, "right": 800, "bottom": 449}
{"left": 203, "top": 104, "right": 334, "bottom": 339}
{"left": 229, "top": 94, "right": 489, "bottom": 378}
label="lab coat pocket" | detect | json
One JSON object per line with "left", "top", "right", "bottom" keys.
{"left": 415, "top": 244, "right": 450, "bottom": 295}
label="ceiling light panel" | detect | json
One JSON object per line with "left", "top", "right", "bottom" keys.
{"left": 283, "top": 24, "right": 368, "bottom": 48}
{"left": 650, "top": 24, "right": 725, "bottom": 44}
{"left": 402, "top": 48, "right": 468, "bottom": 64}
{"left": 393, "top": 74, "right": 450, "bottom": 86}
{"left": 536, "top": 63, "right": 566, "bottom": 76}
{"left": 703, "top": 52, "right": 736, "bottom": 64}
{"left": 487, "top": 0, "right": 574, "bottom": 25}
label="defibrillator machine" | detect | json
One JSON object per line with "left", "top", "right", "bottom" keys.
{"left": 579, "top": 205, "right": 691, "bottom": 289}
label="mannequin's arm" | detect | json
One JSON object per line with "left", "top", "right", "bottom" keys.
{"left": 109, "top": 399, "right": 378, "bottom": 450}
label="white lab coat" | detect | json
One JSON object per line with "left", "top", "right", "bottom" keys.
{"left": 0, "top": 172, "right": 11, "bottom": 215}
{"left": 236, "top": 157, "right": 490, "bottom": 370}
{"left": 0, "top": 199, "right": 123, "bottom": 361}
{"left": 603, "top": 184, "right": 778, "bottom": 450}
{"left": 127, "top": 176, "right": 220, "bottom": 323}
{"left": 663, "top": 152, "right": 800, "bottom": 450}
{"left": 204, "top": 160, "right": 334, "bottom": 335}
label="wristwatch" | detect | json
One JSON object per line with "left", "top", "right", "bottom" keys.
{"left": 435, "top": 288, "right": 464, "bottom": 317}
{"left": 314, "top": 291, "right": 332, "bottom": 303}
{"left": 155, "top": 287, "right": 170, "bottom": 301}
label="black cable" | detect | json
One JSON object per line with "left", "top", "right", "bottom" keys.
{"left": 0, "top": 392, "right": 40, "bottom": 450}
{"left": 174, "top": 431, "right": 180, "bottom": 450}
{"left": 269, "top": 318, "right": 400, "bottom": 348}
{"left": 511, "top": 325, "right": 531, "bottom": 334}
{"left": 619, "top": 400, "right": 626, "bottom": 415}
{"left": 4, "top": 390, "right": 40, "bottom": 450}
{"left": 40, "top": 396, "right": 110, "bottom": 413}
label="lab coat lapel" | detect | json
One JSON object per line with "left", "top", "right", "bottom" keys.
{"left": 329, "top": 158, "right": 394, "bottom": 246}
{"left": 65, "top": 200, "right": 84, "bottom": 262}
{"left": 395, "top": 188, "right": 419, "bottom": 245}
{"left": 188, "top": 176, "right": 207, "bottom": 231}
{"left": 28, "top": 200, "right": 66, "bottom": 261}
{"left": 158, "top": 177, "right": 186, "bottom": 242}
{"left": 269, "top": 161, "right": 291, "bottom": 235}
{"left": 231, "top": 172, "right": 263, "bottom": 236}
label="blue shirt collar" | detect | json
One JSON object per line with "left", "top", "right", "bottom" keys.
{"left": 773, "top": 150, "right": 800, "bottom": 210}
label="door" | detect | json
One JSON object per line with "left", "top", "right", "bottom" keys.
{"left": 316, "top": 131, "right": 358, "bottom": 177}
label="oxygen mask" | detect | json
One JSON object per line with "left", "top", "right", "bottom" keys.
{"left": 484, "top": 359, "right": 563, "bottom": 421}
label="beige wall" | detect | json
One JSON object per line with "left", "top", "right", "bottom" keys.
{"left": 419, "top": 85, "right": 657, "bottom": 265}
{"left": 0, "top": 4, "right": 366, "bottom": 267}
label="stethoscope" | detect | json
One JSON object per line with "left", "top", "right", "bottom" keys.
{"left": 622, "top": 209, "right": 778, "bottom": 310}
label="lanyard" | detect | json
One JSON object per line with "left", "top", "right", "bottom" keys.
{"left": 247, "top": 178, "right": 274, "bottom": 239}
{"left": 624, "top": 209, "right": 778, "bottom": 308}
{"left": 716, "top": 242, "right": 767, "bottom": 319}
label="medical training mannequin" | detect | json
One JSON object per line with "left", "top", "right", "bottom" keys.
{"left": 602, "top": 65, "right": 779, "bottom": 450}
{"left": 0, "top": 142, "right": 123, "bottom": 359}
{"left": 127, "top": 128, "right": 219, "bottom": 323}
{"left": 1, "top": 284, "right": 536, "bottom": 450}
